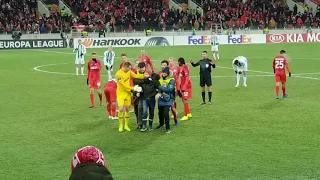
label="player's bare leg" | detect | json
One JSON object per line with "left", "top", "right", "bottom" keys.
{"left": 180, "top": 99, "right": 191, "bottom": 121}
{"left": 243, "top": 71, "right": 247, "bottom": 87}
{"left": 75, "top": 64, "right": 80, "bottom": 76}
{"left": 282, "top": 82, "right": 288, "bottom": 98}
{"left": 201, "top": 86, "right": 206, "bottom": 104}
{"left": 124, "top": 106, "right": 131, "bottom": 131}
{"left": 89, "top": 88, "right": 95, "bottom": 108}
{"left": 80, "top": 64, "right": 85, "bottom": 75}
{"left": 110, "top": 102, "right": 118, "bottom": 119}
{"left": 106, "top": 102, "right": 111, "bottom": 119}
{"left": 118, "top": 106, "right": 125, "bottom": 132}
{"left": 235, "top": 72, "right": 241, "bottom": 87}
{"left": 275, "top": 82, "right": 280, "bottom": 99}
{"left": 208, "top": 86, "right": 212, "bottom": 104}
{"left": 212, "top": 51, "right": 219, "bottom": 61}
{"left": 96, "top": 88, "right": 103, "bottom": 106}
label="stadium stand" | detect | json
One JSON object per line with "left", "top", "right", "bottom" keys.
{"left": 1, "top": 0, "right": 320, "bottom": 34}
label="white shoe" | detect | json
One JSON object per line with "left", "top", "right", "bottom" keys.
{"left": 111, "top": 116, "right": 118, "bottom": 120}
{"left": 81, "top": 74, "right": 84, "bottom": 76}
{"left": 243, "top": 84, "right": 247, "bottom": 87}
{"left": 235, "top": 84, "right": 239, "bottom": 87}
{"left": 129, "top": 110, "right": 134, "bottom": 113}
{"left": 108, "top": 116, "right": 112, "bottom": 119}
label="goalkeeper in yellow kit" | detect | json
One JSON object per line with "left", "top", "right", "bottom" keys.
{"left": 116, "top": 56, "right": 146, "bottom": 132}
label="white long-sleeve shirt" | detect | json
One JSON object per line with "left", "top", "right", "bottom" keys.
{"left": 73, "top": 44, "right": 86, "bottom": 59}
{"left": 104, "top": 50, "right": 115, "bottom": 66}
{"left": 232, "top": 56, "right": 247, "bottom": 70}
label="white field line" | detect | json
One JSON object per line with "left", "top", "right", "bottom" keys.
{"left": 32, "top": 49, "right": 320, "bottom": 80}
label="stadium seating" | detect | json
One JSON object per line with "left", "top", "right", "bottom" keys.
{"left": 1, "top": 0, "right": 319, "bottom": 34}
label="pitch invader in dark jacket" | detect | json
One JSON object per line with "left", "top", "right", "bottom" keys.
{"left": 155, "top": 67, "right": 176, "bottom": 134}
{"left": 133, "top": 62, "right": 155, "bottom": 131}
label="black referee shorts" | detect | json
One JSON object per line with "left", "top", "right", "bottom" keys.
{"left": 200, "top": 74, "right": 212, "bottom": 87}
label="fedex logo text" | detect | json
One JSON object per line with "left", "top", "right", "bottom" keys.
{"left": 228, "top": 35, "right": 252, "bottom": 44}
{"left": 188, "top": 36, "right": 210, "bottom": 45}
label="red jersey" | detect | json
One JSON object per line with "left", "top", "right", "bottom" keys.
{"left": 180, "top": 65, "right": 192, "bottom": 91}
{"left": 104, "top": 80, "right": 117, "bottom": 89}
{"left": 138, "top": 55, "right": 154, "bottom": 71}
{"left": 119, "top": 61, "right": 125, "bottom": 69}
{"left": 273, "top": 55, "right": 291, "bottom": 75}
{"left": 170, "top": 66, "right": 181, "bottom": 90}
{"left": 88, "top": 60, "right": 102, "bottom": 80}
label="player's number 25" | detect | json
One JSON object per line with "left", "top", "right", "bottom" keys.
{"left": 275, "top": 60, "right": 284, "bottom": 69}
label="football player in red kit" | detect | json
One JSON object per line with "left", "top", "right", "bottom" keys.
{"left": 169, "top": 57, "right": 180, "bottom": 125}
{"left": 104, "top": 79, "right": 117, "bottom": 119}
{"left": 119, "top": 53, "right": 129, "bottom": 69}
{"left": 87, "top": 52, "right": 103, "bottom": 108}
{"left": 273, "top": 50, "right": 291, "bottom": 99}
{"left": 178, "top": 57, "right": 192, "bottom": 121}
{"left": 138, "top": 49, "right": 154, "bottom": 72}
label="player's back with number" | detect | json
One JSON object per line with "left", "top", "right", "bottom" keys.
{"left": 273, "top": 55, "right": 288, "bottom": 74}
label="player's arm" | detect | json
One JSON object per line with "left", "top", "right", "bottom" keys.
{"left": 158, "top": 79, "right": 175, "bottom": 93}
{"left": 191, "top": 60, "right": 200, "bottom": 67}
{"left": 110, "top": 52, "right": 115, "bottom": 67}
{"left": 272, "top": 59, "right": 276, "bottom": 73}
{"left": 116, "top": 72, "right": 134, "bottom": 91}
{"left": 232, "top": 60, "right": 237, "bottom": 71}
{"left": 174, "top": 75, "right": 180, "bottom": 91}
{"left": 147, "top": 57, "right": 154, "bottom": 72}
{"left": 133, "top": 78, "right": 145, "bottom": 86}
{"left": 103, "top": 52, "right": 107, "bottom": 65}
{"left": 83, "top": 46, "right": 86, "bottom": 55}
{"left": 130, "top": 70, "right": 144, "bottom": 79}
{"left": 284, "top": 60, "right": 291, "bottom": 76}
{"left": 97, "top": 61, "right": 102, "bottom": 71}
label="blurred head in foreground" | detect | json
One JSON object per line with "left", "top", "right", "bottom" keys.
{"left": 70, "top": 146, "right": 113, "bottom": 180}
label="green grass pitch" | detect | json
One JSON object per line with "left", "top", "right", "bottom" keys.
{"left": 0, "top": 43, "right": 320, "bottom": 180}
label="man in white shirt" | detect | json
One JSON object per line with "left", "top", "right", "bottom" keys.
{"left": 211, "top": 31, "right": 220, "bottom": 61}
{"left": 73, "top": 39, "right": 86, "bottom": 76}
{"left": 232, "top": 56, "right": 248, "bottom": 87}
{"left": 103, "top": 46, "right": 115, "bottom": 81}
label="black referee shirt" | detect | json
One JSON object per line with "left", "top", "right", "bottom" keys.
{"left": 191, "top": 58, "right": 215, "bottom": 75}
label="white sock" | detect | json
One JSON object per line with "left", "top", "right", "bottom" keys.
{"left": 217, "top": 53, "right": 220, "bottom": 60}
{"left": 213, "top": 53, "right": 216, "bottom": 60}
{"left": 243, "top": 75, "right": 247, "bottom": 85}
{"left": 236, "top": 73, "right": 240, "bottom": 85}
{"left": 76, "top": 67, "right": 79, "bottom": 75}
{"left": 81, "top": 67, "right": 84, "bottom": 75}
{"left": 108, "top": 70, "right": 112, "bottom": 80}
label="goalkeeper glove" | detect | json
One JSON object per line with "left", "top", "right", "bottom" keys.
{"left": 289, "top": 72, "right": 291, "bottom": 77}
{"left": 81, "top": 53, "right": 84, "bottom": 57}
{"left": 86, "top": 78, "right": 89, "bottom": 85}
{"left": 133, "top": 85, "right": 142, "bottom": 92}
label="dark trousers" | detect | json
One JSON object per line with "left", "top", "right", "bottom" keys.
{"left": 142, "top": 98, "right": 156, "bottom": 121}
{"left": 158, "top": 106, "right": 170, "bottom": 130}
{"left": 134, "top": 99, "right": 143, "bottom": 126}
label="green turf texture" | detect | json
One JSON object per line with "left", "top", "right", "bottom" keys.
{"left": 0, "top": 44, "right": 320, "bottom": 180}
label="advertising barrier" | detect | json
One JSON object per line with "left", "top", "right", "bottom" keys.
{"left": 73, "top": 36, "right": 174, "bottom": 48}
{"left": 224, "top": 34, "right": 266, "bottom": 44}
{"left": 267, "top": 33, "right": 320, "bottom": 43}
{"left": 0, "top": 39, "right": 66, "bottom": 49}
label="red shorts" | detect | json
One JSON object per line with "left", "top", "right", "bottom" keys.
{"left": 275, "top": 74, "right": 286, "bottom": 83}
{"left": 181, "top": 89, "right": 192, "bottom": 100}
{"left": 104, "top": 87, "right": 116, "bottom": 102}
{"left": 89, "top": 79, "right": 101, "bottom": 89}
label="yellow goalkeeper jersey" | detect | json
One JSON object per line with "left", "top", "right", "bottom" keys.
{"left": 115, "top": 70, "right": 144, "bottom": 97}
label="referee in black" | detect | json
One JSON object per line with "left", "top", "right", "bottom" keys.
{"left": 190, "top": 51, "right": 216, "bottom": 104}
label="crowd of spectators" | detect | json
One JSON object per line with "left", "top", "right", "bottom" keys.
{"left": 2, "top": 0, "right": 320, "bottom": 34}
